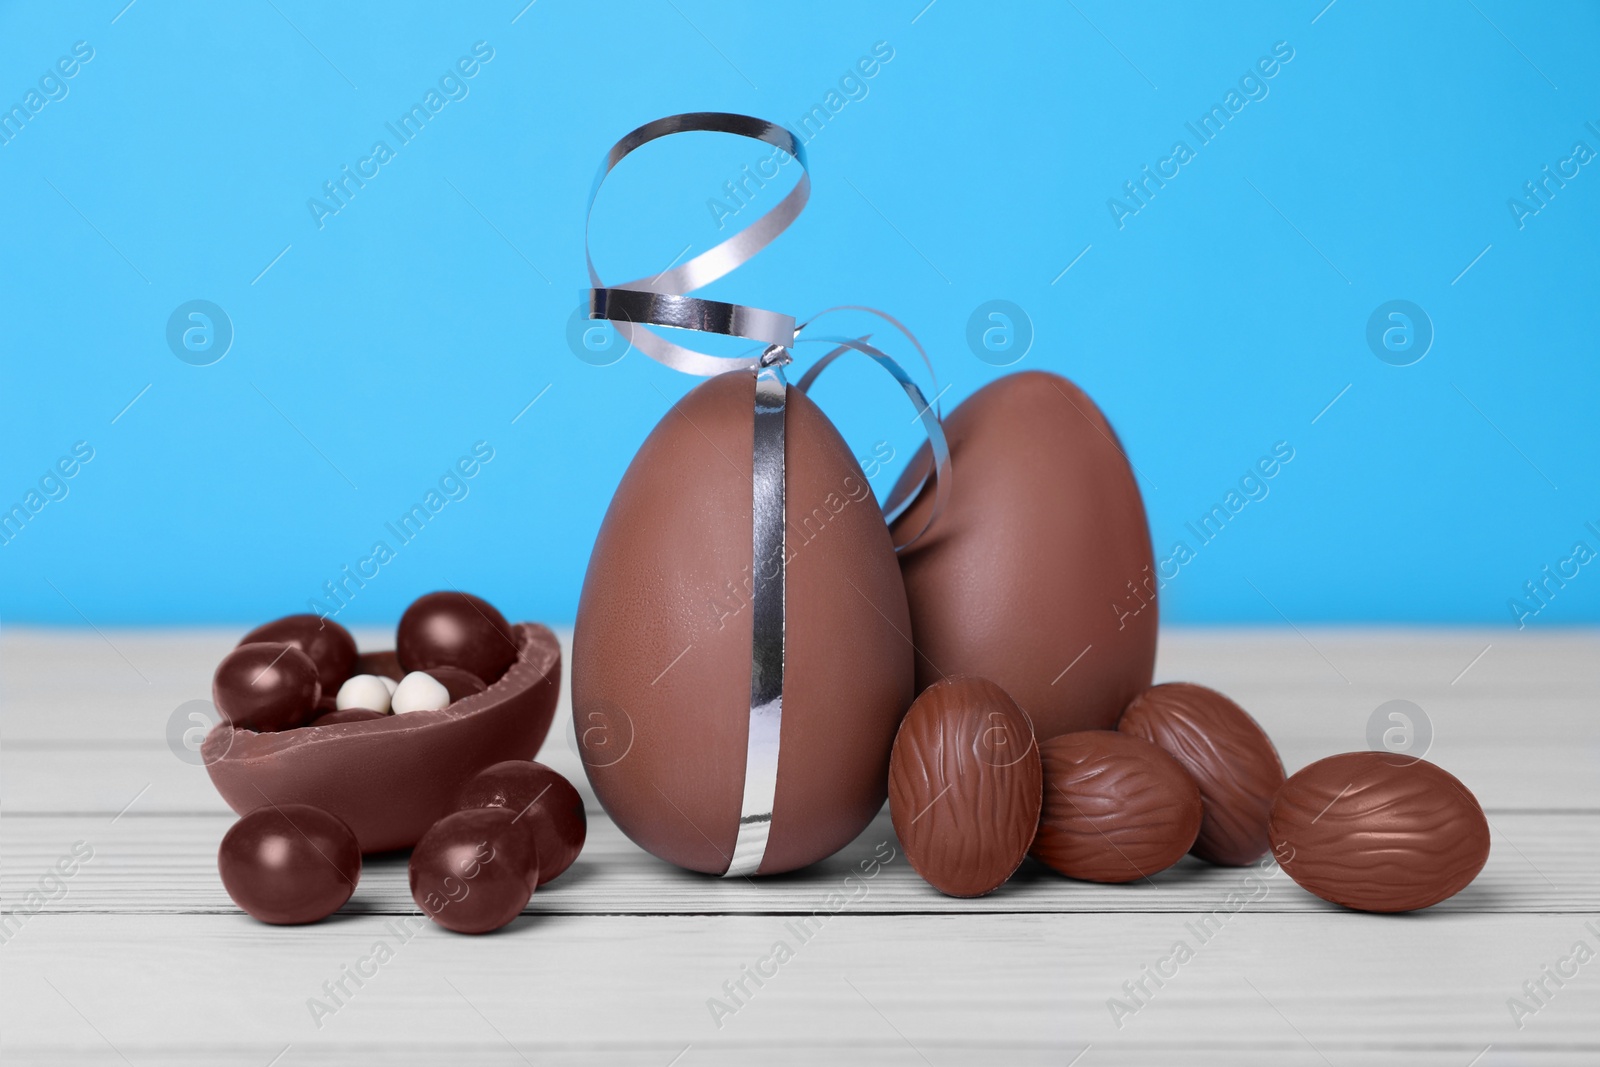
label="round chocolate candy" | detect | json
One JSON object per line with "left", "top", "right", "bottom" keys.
{"left": 1118, "top": 682, "right": 1285, "bottom": 866}
{"left": 454, "top": 761, "right": 587, "bottom": 886}
{"left": 409, "top": 807, "right": 539, "bottom": 934}
{"left": 239, "top": 614, "right": 358, "bottom": 694}
{"left": 218, "top": 804, "right": 360, "bottom": 924}
{"left": 1033, "top": 731, "right": 1203, "bottom": 883}
{"left": 309, "top": 707, "right": 388, "bottom": 727}
{"left": 888, "top": 676, "right": 1043, "bottom": 898}
{"left": 213, "top": 643, "right": 322, "bottom": 732}
{"left": 398, "top": 592, "right": 517, "bottom": 685}
{"left": 428, "top": 665, "right": 489, "bottom": 703}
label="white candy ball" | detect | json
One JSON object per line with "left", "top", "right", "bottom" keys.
{"left": 380, "top": 675, "right": 398, "bottom": 696}
{"left": 391, "top": 671, "right": 450, "bottom": 714}
{"left": 335, "top": 674, "right": 393, "bottom": 714}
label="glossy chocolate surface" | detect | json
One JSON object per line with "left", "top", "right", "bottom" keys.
{"left": 574, "top": 374, "right": 913, "bottom": 875}
{"left": 239, "top": 614, "right": 358, "bottom": 694}
{"left": 205, "top": 624, "right": 562, "bottom": 853}
{"left": 217, "top": 804, "right": 360, "bottom": 924}
{"left": 1269, "top": 751, "right": 1490, "bottom": 913}
{"left": 1032, "top": 730, "right": 1202, "bottom": 883}
{"left": 1118, "top": 682, "right": 1285, "bottom": 866}
{"left": 454, "top": 761, "right": 586, "bottom": 886}
{"left": 213, "top": 642, "right": 322, "bottom": 733}
{"left": 428, "top": 665, "right": 489, "bottom": 704}
{"left": 397, "top": 591, "right": 517, "bottom": 685}
{"left": 409, "top": 807, "right": 538, "bottom": 934}
{"left": 888, "top": 676, "right": 1042, "bottom": 897}
{"left": 309, "top": 707, "right": 388, "bottom": 727}
{"left": 889, "top": 372, "right": 1157, "bottom": 739}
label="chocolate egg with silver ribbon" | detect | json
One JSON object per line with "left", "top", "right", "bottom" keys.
{"left": 575, "top": 370, "right": 915, "bottom": 875}
{"left": 571, "top": 113, "right": 946, "bottom": 876}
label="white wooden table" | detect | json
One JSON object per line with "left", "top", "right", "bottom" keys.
{"left": 3, "top": 627, "right": 1597, "bottom": 1065}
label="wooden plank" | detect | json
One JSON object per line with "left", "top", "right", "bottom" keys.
{"left": 6, "top": 691, "right": 1592, "bottom": 814}
{"left": 5, "top": 629, "right": 1598, "bottom": 1064}
{"left": 7, "top": 627, "right": 1595, "bottom": 744}
{"left": 3, "top": 810, "right": 1592, "bottom": 917}
{"left": 6, "top": 629, "right": 1597, "bottom": 813}
{"left": 1149, "top": 627, "right": 1600, "bottom": 696}
{"left": 0, "top": 627, "right": 399, "bottom": 742}
{"left": 4, "top": 913, "right": 1595, "bottom": 1063}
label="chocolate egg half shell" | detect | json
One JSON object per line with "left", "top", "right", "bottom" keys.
{"left": 574, "top": 371, "right": 914, "bottom": 875}
{"left": 205, "top": 624, "right": 561, "bottom": 853}
{"left": 889, "top": 371, "right": 1157, "bottom": 740}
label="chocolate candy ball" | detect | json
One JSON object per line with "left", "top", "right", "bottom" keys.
{"left": 428, "top": 666, "right": 489, "bottom": 703}
{"left": 454, "top": 761, "right": 587, "bottom": 885}
{"left": 409, "top": 808, "right": 539, "bottom": 934}
{"left": 218, "top": 804, "right": 360, "bottom": 924}
{"left": 397, "top": 591, "right": 517, "bottom": 685}
{"left": 310, "top": 707, "right": 388, "bottom": 727}
{"left": 239, "top": 615, "right": 358, "bottom": 694}
{"left": 214, "top": 643, "right": 322, "bottom": 732}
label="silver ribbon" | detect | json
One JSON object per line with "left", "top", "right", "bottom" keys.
{"left": 585, "top": 113, "right": 950, "bottom": 876}
{"left": 729, "top": 355, "right": 788, "bottom": 875}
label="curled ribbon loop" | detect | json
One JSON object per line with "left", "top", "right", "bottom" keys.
{"left": 586, "top": 113, "right": 808, "bottom": 376}
{"left": 584, "top": 112, "right": 950, "bottom": 878}
{"left": 792, "top": 334, "right": 949, "bottom": 549}
{"left": 584, "top": 112, "right": 950, "bottom": 546}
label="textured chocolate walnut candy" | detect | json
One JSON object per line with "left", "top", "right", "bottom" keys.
{"left": 1269, "top": 751, "right": 1490, "bottom": 913}
{"left": 1118, "top": 682, "right": 1285, "bottom": 866}
{"left": 888, "top": 676, "right": 1042, "bottom": 897}
{"left": 1032, "top": 731, "right": 1202, "bottom": 883}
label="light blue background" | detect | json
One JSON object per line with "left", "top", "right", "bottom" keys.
{"left": 2, "top": 0, "right": 1596, "bottom": 628}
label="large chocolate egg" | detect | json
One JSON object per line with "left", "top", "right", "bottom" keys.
{"left": 574, "top": 371, "right": 914, "bottom": 875}
{"left": 889, "top": 371, "right": 1156, "bottom": 739}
